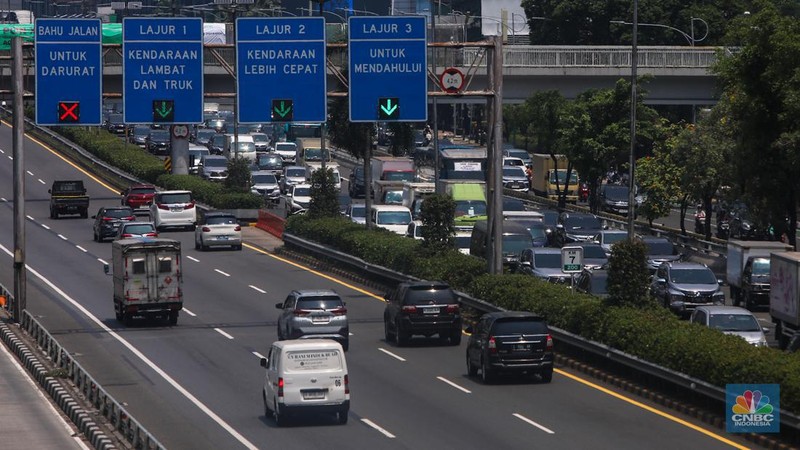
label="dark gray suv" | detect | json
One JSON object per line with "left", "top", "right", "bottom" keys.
{"left": 649, "top": 261, "right": 725, "bottom": 317}
{"left": 276, "top": 290, "right": 349, "bottom": 350}
{"left": 383, "top": 281, "right": 462, "bottom": 346}
{"left": 466, "top": 312, "right": 554, "bottom": 383}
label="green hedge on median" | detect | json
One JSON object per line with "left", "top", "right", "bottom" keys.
{"left": 286, "top": 215, "right": 800, "bottom": 415}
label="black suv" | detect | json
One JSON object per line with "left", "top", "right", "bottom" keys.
{"left": 348, "top": 166, "right": 367, "bottom": 198}
{"left": 465, "top": 312, "right": 554, "bottom": 383}
{"left": 383, "top": 281, "right": 462, "bottom": 346}
{"left": 91, "top": 206, "right": 134, "bottom": 242}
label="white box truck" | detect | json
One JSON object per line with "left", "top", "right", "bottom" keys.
{"left": 770, "top": 251, "right": 800, "bottom": 349}
{"left": 109, "top": 238, "right": 183, "bottom": 326}
{"left": 401, "top": 182, "right": 435, "bottom": 219}
{"left": 727, "top": 240, "right": 793, "bottom": 310}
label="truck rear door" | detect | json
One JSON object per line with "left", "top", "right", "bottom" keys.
{"left": 150, "top": 248, "right": 180, "bottom": 304}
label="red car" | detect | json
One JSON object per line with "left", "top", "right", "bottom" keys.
{"left": 120, "top": 184, "right": 156, "bottom": 211}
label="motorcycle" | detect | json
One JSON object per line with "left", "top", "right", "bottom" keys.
{"left": 716, "top": 212, "right": 731, "bottom": 239}
{"left": 694, "top": 208, "right": 706, "bottom": 234}
{"left": 579, "top": 182, "right": 590, "bottom": 203}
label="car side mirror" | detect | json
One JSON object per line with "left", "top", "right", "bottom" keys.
{"left": 762, "top": 327, "right": 771, "bottom": 335}
{"left": 465, "top": 325, "right": 474, "bottom": 334}
{"left": 91, "top": 215, "right": 97, "bottom": 219}
{"left": 275, "top": 302, "right": 283, "bottom": 309}
{"left": 47, "top": 189, "right": 51, "bottom": 194}
{"left": 717, "top": 279, "right": 724, "bottom": 286}
{"left": 260, "top": 357, "right": 268, "bottom": 368}
{"left": 556, "top": 224, "right": 564, "bottom": 230}
{"left": 103, "top": 263, "right": 110, "bottom": 275}
{"left": 656, "top": 278, "right": 666, "bottom": 284}
{"left": 519, "top": 261, "right": 531, "bottom": 268}
{"left": 120, "top": 190, "right": 125, "bottom": 196}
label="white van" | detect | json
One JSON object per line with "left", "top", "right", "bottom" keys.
{"left": 305, "top": 162, "right": 341, "bottom": 191}
{"left": 370, "top": 205, "right": 412, "bottom": 235}
{"left": 260, "top": 339, "right": 349, "bottom": 426}
{"left": 223, "top": 134, "right": 257, "bottom": 163}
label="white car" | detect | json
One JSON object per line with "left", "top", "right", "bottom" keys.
{"left": 406, "top": 220, "right": 424, "bottom": 240}
{"left": 194, "top": 211, "right": 242, "bottom": 251}
{"left": 593, "top": 230, "right": 629, "bottom": 256}
{"left": 455, "top": 230, "right": 472, "bottom": 255}
{"left": 280, "top": 165, "right": 307, "bottom": 193}
{"left": 345, "top": 203, "right": 366, "bottom": 225}
{"left": 149, "top": 190, "right": 197, "bottom": 231}
{"left": 503, "top": 157, "right": 526, "bottom": 167}
{"left": 370, "top": 205, "right": 412, "bottom": 235}
{"left": 689, "top": 305, "right": 768, "bottom": 347}
{"left": 287, "top": 184, "right": 312, "bottom": 213}
{"left": 250, "top": 170, "right": 281, "bottom": 201}
{"left": 199, "top": 154, "right": 229, "bottom": 182}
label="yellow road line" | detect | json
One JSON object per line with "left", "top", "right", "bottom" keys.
{"left": 555, "top": 369, "right": 750, "bottom": 450}
{"left": 24, "top": 133, "right": 119, "bottom": 193}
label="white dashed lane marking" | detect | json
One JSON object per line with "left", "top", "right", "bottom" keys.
{"left": 248, "top": 285, "right": 266, "bottom": 294}
{"left": 214, "top": 269, "right": 230, "bottom": 277}
{"left": 214, "top": 328, "right": 234, "bottom": 340}
{"left": 378, "top": 348, "right": 406, "bottom": 362}
{"left": 513, "top": 413, "right": 555, "bottom": 434}
{"left": 182, "top": 308, "right": 197, "bottom": 317}
{"left": 57, "top": 234, "right": 67, "bottom": 241}
{"left": 76, "top": 245, "right": 87, "bottom": 253}
{"left": 186, "top": 256, "right": 200, "bottom": 262}
{"left": 436, "top": 376, "right": 471, "bottom": 394}
{"left": 361, "top": 418, "right": 396, "bottom": 439}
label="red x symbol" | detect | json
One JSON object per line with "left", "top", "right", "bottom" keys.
{"left": 58, "top": 102, "right": 79, "bottom": 122}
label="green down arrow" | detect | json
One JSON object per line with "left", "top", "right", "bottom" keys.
{"left": 274, "top": 101, "right": 292, "bottom": 118}
{"left": 155, "top": 101, "right": 173, "bottom": 119}
{"left": 380, "top": 98, "right": 398, "bottom": 116}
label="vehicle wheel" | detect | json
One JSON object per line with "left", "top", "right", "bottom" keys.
{"left": 481, "top": 357, "right": 494, "bottom": 384}
{"left": 384, "top": 320, "right": 393, "bottom": 342}
{"left": 395, "top": 321, "right": 409, "bottom": 346}
{"left": 115, "top": 307, "right": 122, "bottom": 322}
{"left": 466, "top": 353, "right": 478, "bottom": 377}
{"left": 168, "top": 311, "right": 179, "bottom": 326}
{"left": 51, "top": 209, "right": 59, "bottom": 219}
{"left": 777, "top": 323, "right": 789, "bottom": 350}
{"left": 81, "top": 210, "right": 88, "bottom": 219}
{"left": 201, "top": 239, "right": 208, "bottom": 251}
{"left": 235, "top": 244, "right": 243, "bottom": 251}
{"left": 262, "top": 389, "right": 270, "bottom": 418}
{"left": 337, "top": 409, "right": 348, "bottom": 425}
{"left": 341, "top": 339, "right": 349, "bottom": 352}
{"left": 540, "top": 368, "right": 553, "bottom": 383}
{"left": 93, "top": 230, "right": 99, "bottom": 242}
{"left": 450, "top": 329, "right": 462, "bottom": 346}
{"left": 273, "top": 399, "right": 284, "bottom": 427}
{"left": 122, "top": 311, "right": 133, "bottom": 327}
{"left": 194, "top": 239, "right": 200, "bottom": 250}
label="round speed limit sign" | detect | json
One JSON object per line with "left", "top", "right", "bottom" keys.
{"left": 171, "top": 124, "right": 190, "bottom": 139}
{"left": 439, "top": 67, "right": 465, "bottom": 94}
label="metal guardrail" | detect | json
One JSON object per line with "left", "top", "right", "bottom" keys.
{"left": 281, "top": 231, "right": 800, "bottom": 437}
{"left": 0, "top": 284, "right": 164, "bottom": 450}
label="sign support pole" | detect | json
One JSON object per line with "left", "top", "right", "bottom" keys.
{"left": 12, "top": 36, "right": 26, "bottom": 322}
{"left": 364, "top": 128, "right": 373, "bottom": 230}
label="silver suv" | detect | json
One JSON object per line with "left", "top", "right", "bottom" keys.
{"left": 276, "top": 290, "right": 349, "bottom": 351}
{"left": 650, "top": 261, "right": 724, "bottom": 317}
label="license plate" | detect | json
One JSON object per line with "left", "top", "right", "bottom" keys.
{"left": 512, "top": 344, "right": 531, "bottom": 352}
{"left": 512, "top": 183, "right": 520, "bottom": 188}
{"left": 171, "top": 207, "right": 182, "bottom": 212}
{"left": 217, "top": 235, "right": 229, "bottom": 240}
{"left": 423, "top": 307, "right": 440, "bottom": 315}
{"left": 311, "top": 316, "right": 330, "bottom": 323}
{"left": 302, "top": 390, "right": 326, "bottom": 400}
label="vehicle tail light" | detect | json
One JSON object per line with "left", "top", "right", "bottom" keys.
{"left": 277, "top": 377, "right": 284, "bottom": 398}
{"left": 293, "top": 309, "right": 311, "bottom": 316}
{"left": 124, "top": 216, "right": 135, "bottom": 221}
{"left": 157, "top": 203, "right": 169, "bottom": 210}
{"left": 122, "top": 233, "right": 133, "bottom": 238}
{"left": 546, "top": 334, "right": 553, "bottom": 352}
{"left": 102, "top": 217, "right": 114, "bottom": 221}
{"left": 184, "top": 201, "right": 196, "bottom": 210}
{"left": 401, "top": 305, "right": 417, "bottom": 313}
{"left": 445, "top": 304, "right": 459, "bottom": 313}
{"left": 145, "top": 232, "right": 158, "bottom": 237}
{"left": 234, "top": 225, "right": 241, "bottom": 231}
{"left": 330, "top": 307, "right": 347, "bottom": 315}
{"left": 202, "top": 226, "right": 211, "bottom": 232}
{"left": 344, "top": 375, "right": 349, "bottom": 394}
{"left": 488, "top": 336, "right": 497, "bottom": 354}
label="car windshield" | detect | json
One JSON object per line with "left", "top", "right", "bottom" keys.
{"left": 504, "top": 159, "right": 524, "bottom": 166}
{"left": 603, "top": 185, "right": 629, "bottom": 201}
{"left": 287, "top": 168, "right": 305, "bottom": 177}
{"left": 205, "top": 215, "right": 237, "bottom": 225}
{"left": 670, "top": 268, "right": 717, "bottom": 284}
{"left": 455, "top": 201, "right": 487, "bottom": 217}
{"left": 527, "top": 224, "right": 547, "bottom": 240}
{"left": 258, "top": 155, "right": 281, "bottom": 167}
{"left": 603, "top": 232, "right": 627, "bottom": 245}
{"left": 296, "top": 296, "right": 344, "bottom": 310}
{"left": 534, "top": 252, "right": 562, "bottom": 268}
{"left": 233, "top": 142, "right": 255, "bottom": 153}
{"left": 204, "top": 158, "right": 227, "bottom": 168}
{"left": 377, "top": 211, "right": 412, "bottom": 225}
{"left": 384, "top": 172, "right": 415, "bottom": 182}
{"left": 590, "top": 273, "right": 609, "bottom": 294}
{"left": 709, "top": 313, "right": 761, "bottom": 332}
{"left": 503, "top": 167, "right": 526, "bottom": 177}
{"left": 412, "top": 224, "right": 424, "bottom": 237}
{"left": 550, "top": 171, "right": 579, "bottom": 184}
{"left": 581, "top": 245, "right": 607, "bottom": 259}
{"left": 503, "top": 199, "right": 524, "bottom": 211}
{"left": 538, "top": 210, "right": 559, "bottom": 227}
{"left": 455, "top": 235, "right": 471, "bottom": 248}
{"left": 108, "top": 114, "right": 123, "bottom": 123}
{"left": 405, "top": 285, "right": 455, "bottom": 305}
{"left": 276, "top": 143, "right": 296, "bottom": 152}
{"left": 565, "top": 216, "right": 601, "bottom": 230}
{"left": 384, "top": 191, "right": 403, "bottom": 204}
{"left": 645, "top": 240, "right": 675, "bottom": 255}
{"left": 251, "top": 134, "right": 268, "bottom": 143}
{"left": 196, "top": 130, "right": 215, "bottom": 139}
{"left": 133, "top": 127, "right": 149, "bottom": 137}
{"left": 350, "top": 206, "right": 366, "bottom": 218}
{"left": 158, "top": 193, "right": 192, "bottom": 204}
{"left": 303, "top": 148, "right": 331, "bottom": 161}
{"left": 751, "top": 259, "right": 770, "bottom": 275}
{"left": 506, "top": 150, "right": 529, "bottom": 160}
{"left": 492, "top": 318, "right": 547, "bottom": 335}
{"left": 293, "top": 187, "right": 310, "bottom": 197}
{"left": 150, "top": 130, "right": 169, "bottom": 141}
{"left": 252, "top": 174, "right": 277, "bottom": 184}
{"left": 502, "top": 234, "right": 532, "bottom": 255}
{"left": 105, "top": 209, "right": 133, "bottom": 218}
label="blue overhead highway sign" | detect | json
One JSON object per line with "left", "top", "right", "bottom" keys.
{"left": 348, "top": 16, "right": 427, "bottom": 122}
{"left": 236, "top": 17, "right": 326, "bottom": 124}
{"left": 123, "top": 17, "right": 203, "bottom": 124}
{"left": 35, "top": 18, "right": 102, "bottom": 126}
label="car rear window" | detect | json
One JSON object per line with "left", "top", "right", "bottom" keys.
{"left": 129, "top": 187, "right": 155, "bottom": 195}
{"left": 645, "top": 240, "right": 675, "bottom": 255}
{"left": 206, "top": 215, "right": 237, "bottom": 225}
{"left": 123, "top": 224, "right": 155, "bottom": 234}
{"left": 284, "top": 350, "right": 342, "bottom": 372}
{"left": 492, "top": 318, "right": 548, "bottom": 335}
{"left": 106, "top": 209, "right": 133, "bottom": 218}
{"left": 296, "top": 296, "right": 344, "bottom": 310}
{"left": 158, "top": 193, "right": 192, "bottom": 204}
{"left": 405, "top": 285, "right": 456, "bottom": 305}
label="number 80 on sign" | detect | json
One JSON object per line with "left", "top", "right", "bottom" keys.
{"left": 561, "top": 246, "right": 584, "bottom": 273}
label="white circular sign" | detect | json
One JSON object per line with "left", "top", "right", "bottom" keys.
{"left": 171, "top": 125, "right": 190, "bottom": 139}
{"left": 439, "top": 67, "right": 465, "bottom": 93}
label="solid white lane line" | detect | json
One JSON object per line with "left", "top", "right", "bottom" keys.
{"left": 214, "top": 328, "right": 234, "bottom": 340}
{"left": 513, "top": 413, "right": 555, "bottom": 434}
{"left": 0, "top": 242, "right": 259, "bottom": 450}
{"left": 248, "top": 285, "right": 266, "bottom": 294}
{"left": 436, "top": 376, "right": 471, "bottom": 394}
{"left": 41, "top": 224, "right": 50, "bottom": 230}
{"left": 361, "top": 418, "right": 396, "bottom": 439}
{"left": 26, "top": 170, "right": 33, "bottom": 176}
{"left": 75, "top": 245, "right": 87, "bottom": 253}
{"left": 214, "top": 269, "right": 230, "bottom": 277}
{"left": 252, "top": 351, "right": 266, "bottom": 360}
{"left": 38, "top": 179, "right": 46, "bottom": 185}
{"left": 182, "top": 308, "right": 196, "bottom": 317}
{"left": 57, "top": 234, "right": 67, "bottom": 241}
{"left": 97, "top": 258, "right": 108, "bottom": 265}
{"left": 0, "top": 197, "right": 5, "bottom": 202}
{"left": 378, "top": 347, "right": 406, "bottom": 362}
{"left": 26, "top": 215, "right": 34, "bottom": 221}
{"left": 186, "top": 255, "right": 199, "bottom": 262}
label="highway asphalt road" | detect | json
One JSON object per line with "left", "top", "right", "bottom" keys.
{"left": 0, "top": 122, "right": 760, "bottom": 449}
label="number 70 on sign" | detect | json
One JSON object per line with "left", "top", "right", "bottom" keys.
{"left": 561, "top": 246, "right": 584, "bottom": 273}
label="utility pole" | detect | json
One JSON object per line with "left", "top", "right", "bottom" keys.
{"left": 11, "top": 36, "right": 26, "bottom": 322}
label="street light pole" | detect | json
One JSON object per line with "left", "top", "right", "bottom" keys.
{"left": 627, "top": 0, "right": 638, "bottom": 240}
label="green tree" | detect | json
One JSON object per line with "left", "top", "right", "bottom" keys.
{"left": 419, "top": 193, "right": 456, "bottom": 254}
{"left": 605, "top": 239, "right": 652, "bottom": 308}
{"left": 387, "top": 123, "right": 414, "bottom": 156}
{"left": 715, "top": 1, "right": 800, "bottom": 245}
{"left": 308, "top": 168, "right": 340, "bottom": 219}
{"left": 224, "top": 157, "right": 251, "bottom": 193}
{"left": 328, "top": 97, "right": 374, "bottom": 161}
{"left": 635, "top": 134, "right": 683, "bottom": 227}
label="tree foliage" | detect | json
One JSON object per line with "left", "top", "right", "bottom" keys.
{"left": 419, "top": 193, "right": 456, "bottom": 255}
{"left": 634, "top": 139, "right": 683, "bottom": 227}
{"left": 387, "top": 122, "right": 414, "bottom": 156}
{"left": 308, "top": 168, "right": 340, "bottom": 219}
{"left": 328, "top": 97, "right": 373, "bottom": 161}
{"left": 224, "top": 157, "right": 251, "bottom": 193}
{"left": 605, "top": 239, "right": 652, "bottom": 309}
